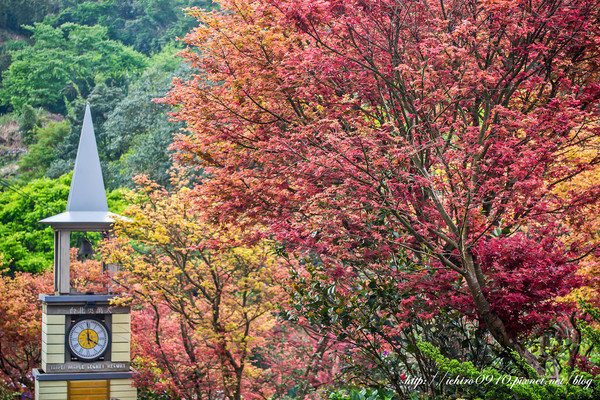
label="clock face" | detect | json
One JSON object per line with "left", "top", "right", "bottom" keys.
{"left": 67, "top": 317, "right": 110, "bottom": 361}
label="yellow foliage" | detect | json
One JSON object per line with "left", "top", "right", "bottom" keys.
{"left": 101, "top": 167, "right": 287, "bottom": 395}
{"left": 553, "top": 135, "right": 600, "bottom": 303}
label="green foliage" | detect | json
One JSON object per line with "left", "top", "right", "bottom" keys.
{"left": 576, "top": 300, "right": 600, "bottom": 372}
{"left": 0, "top": 39, "right": 27, "bottom": 84}
{"left": 0, "top": 0, "right": 62, "bottom": 33}
{"left": 106, "top": 187, "right": 129, "bottom": 215}
{"left": 0, "top": 175, "right": 70, "bottom": 273}
{"left": 17, "top": 120, "right": 70, "bottom": 181}
{"left": 0, "top": 174, "right": 127, "bottom": 273}
{"left": 579, "top": 301, "right": 600, "bottom": 348}
{"left": 0, "top": 40, "right": 27, "bottom": 54}
{"left": 44, "top": 0, "right": 217, "bottom": 55}
{"left": 418, "top": 342, "right": 600, "bottom": 400}
{"left": 0, "top": 22, "right": 147, "bottom": 114}
{"left": 103, "top": 46, "right": 190, "bottom": 188}
{"left": 328, "top": 388, "right": 396, "bottom": 400}
{"left": 18, "top": 104, "right": 40, "bottom": 144}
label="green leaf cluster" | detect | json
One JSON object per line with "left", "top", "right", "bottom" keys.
{"left": 0, "top": 0, "right": 62, "bottom": 33}
{"left": 43, "top": 0, "right": 217, "bottom": 55}
{"left": 0, "top": 174, "right": 70, "bottom": 273}
{"left": 418, "top": 342, "right": 600, "bottom": 400}
{"left": 328, "top": 388, "right": 396, "bottom": 400}
{"left": 0, "top": 174, "right": 127, "bottom": 274}
{"left": 0, "top": 22, "right": 147, "bottom": 114}
{"left": 578, "top": 301, "right": 600, "bottom": 349}
{"left": 17, "top": 120, "right": 70, "bottom": 181}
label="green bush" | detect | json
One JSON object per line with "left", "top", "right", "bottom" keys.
{"left": 418, "top": 342, "right": 600, "bottom": 400}
{"left": 328, "top": 388, "right": 397, "bottom": 400}
{"left": 17, "top": 120, "right": 70, "bottom": 181}
{"left": 18, "top": 104, "right": 39, "bottom": 144}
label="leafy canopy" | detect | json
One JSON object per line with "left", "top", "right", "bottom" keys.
{"left": 43, "top": 0, "right": 218, "bottom": 55}
{"left": 105, "top": 170, "right": 337, "bottom": 400}
{"left": 0, "top": 173, "right": 127, "bottom": 273}
{"left": 164, "top": 0, "right": 600, "bottom": 379}
{"left": 0, "top": 22, "right": 147, "bottom": 114}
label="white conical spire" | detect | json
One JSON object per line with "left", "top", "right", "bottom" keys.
{"left": 39, "top": 104, "right": 124, "bottom": 229}
{"left": 66, "top": 104, "right": 108, "bottom": 212}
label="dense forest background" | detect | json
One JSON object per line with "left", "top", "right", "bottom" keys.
{"left": 0, "top": 0, "right": 213, "bottom": 273}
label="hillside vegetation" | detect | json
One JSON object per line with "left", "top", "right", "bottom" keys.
{"left": 0, "top": 1, "right": 213, "bottom": 272}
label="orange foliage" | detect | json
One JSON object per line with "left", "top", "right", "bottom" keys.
{"left": 103, "top": 170, "right": 338, "bottom": 400}
{"left": 0, "top": 263, "right": 52, "bottom": 394}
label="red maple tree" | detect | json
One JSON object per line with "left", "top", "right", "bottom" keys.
{"left": 0, "top": 267, "right": 52, "bottom": 394}
{"left": 163, "top": 0, "right": 600, "bottom": 373}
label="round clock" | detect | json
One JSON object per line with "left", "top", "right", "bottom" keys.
{"left": 66, "top": 317, "right": 110, "bottom": 361}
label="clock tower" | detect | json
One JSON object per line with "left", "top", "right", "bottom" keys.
{"left": 32, "top": 105, "right": 137, "bottom": 400}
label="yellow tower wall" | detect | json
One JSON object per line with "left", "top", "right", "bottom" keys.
{"left": 35, "top": 380, "right": 67, "bottom": 400}
{"left": 110, "top": 379, "right": 137, "bottom": 400}
{"left": 111, "top": 313, "right": 131, "bottom": 362}
{"left": 41, "top": 314, "right": 66, "bottom": 371}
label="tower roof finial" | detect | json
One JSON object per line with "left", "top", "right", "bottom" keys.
{"left": 39, "top": 104, "right": 123, "bottom": 229}
{"left": 67, "top": 103, "right": 108, "bottom": 212}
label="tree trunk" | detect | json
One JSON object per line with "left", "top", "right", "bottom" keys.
{"left": 462, "top": 251, "right": 544, "bottom": 376}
